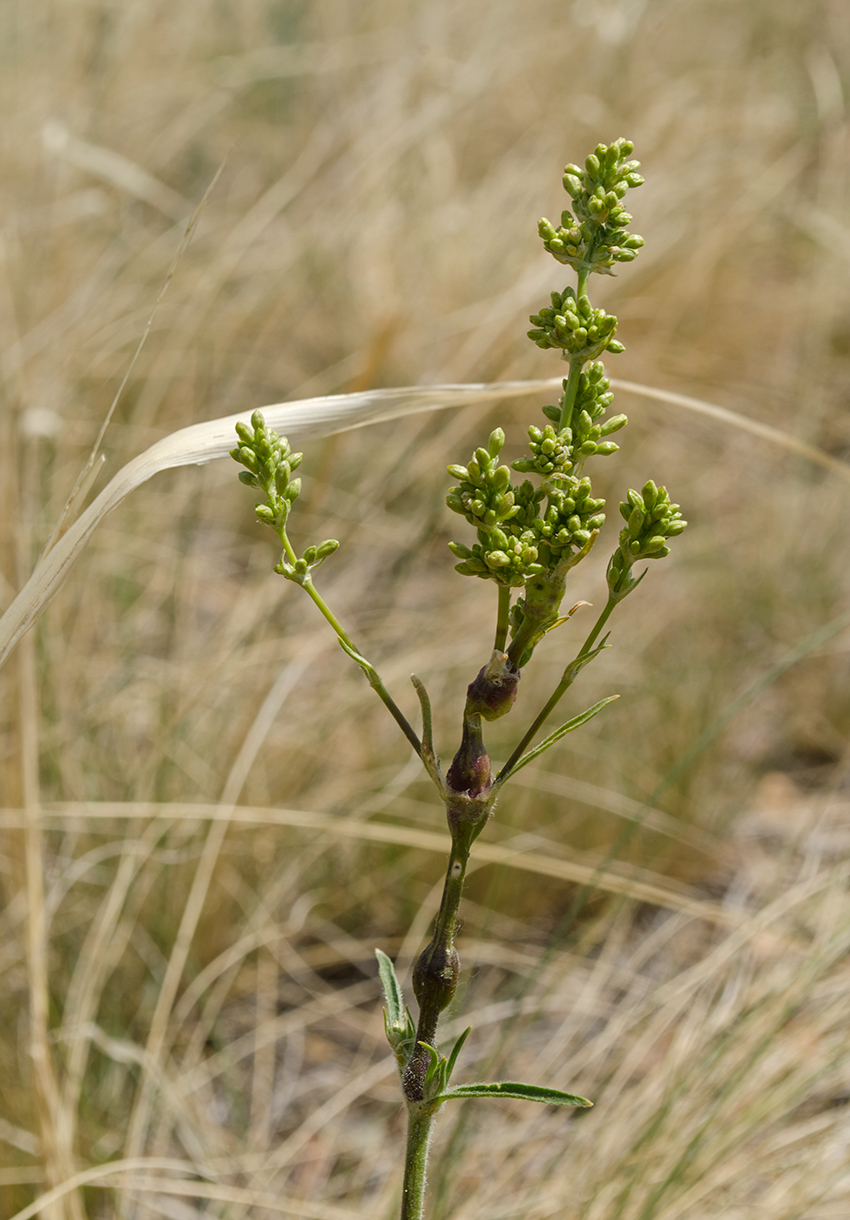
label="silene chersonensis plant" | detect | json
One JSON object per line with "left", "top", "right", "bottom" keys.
{"left": 231, "top": 139, "right": 686, "bottom": 1220}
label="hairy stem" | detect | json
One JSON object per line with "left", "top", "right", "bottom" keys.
{"left": 404, "top": 838, "right": 468, "bottom": 1100}
{"left": 577, "top": 593, "right": 616, "bottom": 657}
{"left": 400, "top": 1103, "right": 436, "bottom": 1220}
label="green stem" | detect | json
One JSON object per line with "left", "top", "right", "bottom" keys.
{"left": 276, "top": 516, "right": 422, "bottom": 756}
{"left": 496, "top": 594, "right": 617, "bottom": 781}
{"left": 433, "top": 839, "right": 469, "bottom": 948}
{"left": 558, "top": 357, "right": 584, "bottom": 432}
{"left": 411, "top": 840, "right": 468, "bottom": 1055}
{"left": 400, "top": 1103, "right": 435, "bottom": 1220}
{"left": 302, "top": 575, "right": 422, "bottom": 755}
{"left": 577, "top": 593, "right": 616, "bottom": 658}
{"left": 494, "top": 585, "right": 511, "bottom": 653}
{"left": 404, "top": 830, "right": 473, "bottom": 1102}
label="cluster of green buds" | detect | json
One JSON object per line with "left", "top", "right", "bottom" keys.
{"left": 607, "top": 481, "right": 687, "bottom": 602}
{"left": 447, "top": 139, "right": 685, "bottom": 671}
{"left": 445, "top": 429, "right": 519, "bottom": 533}
{"left": 447, "top": 435, "right": 543, "bottom": 587}
{"left": 537, "top": 137, "right": 645, "bottom": 277}
{"left": 528, "top": 286, "right": 622, "bottom": 361}
{"left": 512, "top": 364, "right": 627, "bottom": 482}
{"left": 536, "top": 476, "right": 606, "bottom": 562}
{"left": 231, "top": 410, "right": 339, "bottom": 584}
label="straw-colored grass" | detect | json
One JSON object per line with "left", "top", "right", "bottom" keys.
{"left": 2, "top": 1, "right": 850, "bottom": 1217}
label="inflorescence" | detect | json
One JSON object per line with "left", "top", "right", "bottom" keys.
{"left": 446, "top": 139, "right": 685, "bottom": 667}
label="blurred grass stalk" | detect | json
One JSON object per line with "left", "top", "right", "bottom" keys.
{"left": 3, "top": 1, "right": 850, "bottom": 1218}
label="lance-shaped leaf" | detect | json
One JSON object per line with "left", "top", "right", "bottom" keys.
{"left": 504, "top": 695, "right": 619, "bottom": 778}
{"left": 434, "top": 1081, "right": 592, "bottom": 1107}
{"left": 375, "top": 949, "right": 404, "bottom": 1028}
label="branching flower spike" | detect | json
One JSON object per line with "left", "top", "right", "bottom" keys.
{"left": 233, "top": 141, "right": 686, "bottom": 1220}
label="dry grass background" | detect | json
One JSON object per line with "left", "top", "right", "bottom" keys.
{"left": 2, "top": 0, "right": 850, "bottom": 1216}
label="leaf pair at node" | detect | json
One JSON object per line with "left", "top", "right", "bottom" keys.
{"left": 375, "top": 950, "right": 591, "bottom": 1112}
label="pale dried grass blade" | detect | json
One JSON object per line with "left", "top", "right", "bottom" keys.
{"left": 6, "top": 800, "right": 738, "bottom": 926}
{"left": 7, "top": 1159, "right": 210, "bottom": 1220}
{"left": 611, "top": 377, "right": 850, "bottom": 482}
{"left": 41, "top": 121, "right": 190, "bottom": 221}
{"left": 0, "top": 379, "right": 555, "bottom": 673}
{"left": 4, "top": 374, "right": 847, "bottom": 678}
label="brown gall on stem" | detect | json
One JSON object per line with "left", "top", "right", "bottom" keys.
{"left": 446, "top": 713, "right": 491, "bottom": 796}
{"left": 403, "top": 941, "right": 461, "bottom": 1101}
{"left": 412, "top": 940, "right": 460, "bottom": 1017}
{"left": 463, "top": 650, "right": 520, "bottom": 720}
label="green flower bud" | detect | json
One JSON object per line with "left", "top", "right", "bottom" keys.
{"left": 237, "top": 446, "right": 258, "bottom": 473}
{"left": 599, "top": 414, "right": 628, "bottom": 435}
{"left": 627, "top": 506, "right": 645, "bottom": 536}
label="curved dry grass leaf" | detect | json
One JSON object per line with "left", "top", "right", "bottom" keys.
{"left": 610, "top": 377, "right": 850, "bottom": 481}
{"left": 1, "top": 800, "right": 738, "bottom": 926}
{"left": 7, "top": 1158, "right": 211, "bottom": 1220}
{"left": 3, "top": 375, "right": 847, "bottom": 676}
{"left": 0, "top": 380, "right": 552, "bottom": 673}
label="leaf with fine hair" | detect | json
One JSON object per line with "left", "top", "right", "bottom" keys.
{"left": 434, "top": 1081, "right": 592, "bottom": 1107}
{"left": 375, "top": 949, "right": 405, "bottom": 1028}
{"left": 445, "top": 1027, "right": 471, "bottom": 1084}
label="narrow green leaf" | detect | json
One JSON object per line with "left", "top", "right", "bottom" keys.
{"left": 375, "top": 949, "right": 404, "bottom": 1026}
{"left": 508, "top": 696, "right": 618, "bottom": 776}
{"left": 434, "top": 1081, "right": 592, "bottom": 1107}
{"left": 560, "top": 639, "right": 609, "bottom": 686}
{"left": 419, "top": 1041, "right": 442, "bottom": 1086}
{"left": 445, "top": 1027, "right": 472, "bottom": 1084}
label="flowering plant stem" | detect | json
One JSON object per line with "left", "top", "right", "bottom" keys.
{"left": 401, "top": 1105, "right": 435, "bottom": 1220}
{"left": 231, "top": 139, "right": 686, "bottom": 1220}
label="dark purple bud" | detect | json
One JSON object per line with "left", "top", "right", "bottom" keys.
{"left": 463, "top": 651, "right": 520, "bottom": 722}
{"left": 446, "top": 714, "right": 491, "bottom": 797}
